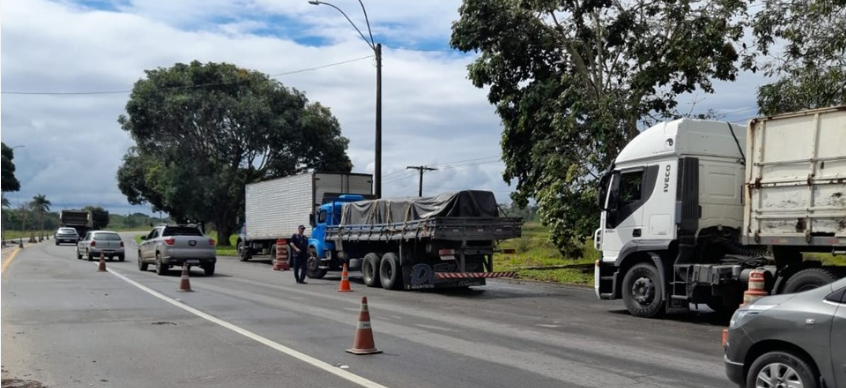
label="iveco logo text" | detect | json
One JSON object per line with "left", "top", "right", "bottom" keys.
{"left": 663, "top": 165, "right": 671, "bottom": 192}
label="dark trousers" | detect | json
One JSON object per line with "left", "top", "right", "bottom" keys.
{"left": 293, "top": 255, "right": 307, "bottom": 283}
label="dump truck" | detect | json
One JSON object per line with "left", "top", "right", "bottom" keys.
{"left": 594, "top": 105, "right": 846, "bottom": 317}
{"left": 59, "top": 209, "right": 92, "bottom": 237}
{"left": 237, "top": 172, "right": 374, "bottom": 261}
{"left": 307, "top": 190, "right": 522, "bottom": 289}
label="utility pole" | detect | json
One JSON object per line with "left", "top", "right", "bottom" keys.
{"left": 406, "top": 166, "right": 437, "bottom": 197}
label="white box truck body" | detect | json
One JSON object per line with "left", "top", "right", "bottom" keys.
{"left": 238, "top": 172, "right": 372, "bottom": 261}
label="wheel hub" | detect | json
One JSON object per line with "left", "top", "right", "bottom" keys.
{"left": 631, "top": 277, "right": 655, "bottom": 304}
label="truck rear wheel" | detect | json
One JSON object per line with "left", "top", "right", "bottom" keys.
{"left": 362, "top": 253, "right": 382, "bottom": 287}
{"left": 380, "top": 252, "right": 403, "bottom": 290}
{"left": 783, "top": 268, "right": 839, "bottom": 294}
{"left": 622, "top": 263, "right": 665, "bottom": 318}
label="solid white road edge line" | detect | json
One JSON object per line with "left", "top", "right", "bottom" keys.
{"left": 104, "top": 265, "right": 390, "bottom": 388}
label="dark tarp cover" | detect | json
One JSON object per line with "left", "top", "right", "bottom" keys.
{"left": 340, "top": 190, "right": 499, "bottom": 225}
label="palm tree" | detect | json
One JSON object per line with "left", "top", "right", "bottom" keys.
{"left": 30, "top": 194, "right": 51, "bottom": 239}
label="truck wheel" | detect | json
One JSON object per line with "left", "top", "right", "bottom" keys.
{"left": 237, "top": 241, "right": 250, "bottom": 262}
{"left": 380, "top": 252, "right": 403, "bottom": 290}
{"left": 622, "top": 263, "right": 665, "bottom": 318}
{"left": 362, "top": 253, "right": 382, "bottom": 287}
{"left": 306, "top": 248, "right": 327, "bottom": 279}
{"left": 203, "top": 263, "right": 215, "bottom": 276}
{"left": 783, "top": 268, "right": 838, "bottom": 294}
{"left": 155, "top": 253, "right": 168, "bottom": 276}
{"left": 746, "top": 351, "right": 818, "bottom": 388}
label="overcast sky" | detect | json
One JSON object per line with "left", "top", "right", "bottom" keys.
{"left": 1, "top": 0, "right": 763, "bottom": 216}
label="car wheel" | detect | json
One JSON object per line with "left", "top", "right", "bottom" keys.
{"left": 118, "top": 254, "right": 125, "bottom": 262}
{"left": 746, "top": 351, "right": 818, "bottom": 388}
{"left": 379, "top": 252, "right": 403, "bottom": 290}
{"left": 138, "top": 255, "right": 148, "bottom": 272}
{"left": 55, "top": 241, "right": 59, "bottom": 246}
{"left": 783, "top": 268, "right": 839, "bottom": 294}
{"left": 622, "top": 263, "right": 665, "bottom": 318}
{"left": 203, "top": 263, "right": 215, "bottom": 276}
{"left": 88, "top": 250, "right": 95, "bottom": 261}
{"left": 155, "top": 253, "right": 168, "bottom": 276}
{"left": 76, "top": 249, "right": 82, "bottom": 260}
{"left": 237, "top": 240, "right": 250, "bottom": 262}
{"left": 362, "top": 252, "right": 382, "bottom": 287}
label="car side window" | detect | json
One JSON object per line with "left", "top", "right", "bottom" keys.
{"left": 147, "top": 229, "right": 158, "bottom": 240}
{"left": 825, "top": 288, "right": 846, "bottom": 304}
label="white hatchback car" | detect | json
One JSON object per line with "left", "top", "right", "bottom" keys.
{"left": 77, "top": 231, "right": 125, "bottom": 261}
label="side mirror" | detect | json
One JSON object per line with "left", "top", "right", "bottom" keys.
{"left": 140, "top": 236, "right": 147, "bottom": 240}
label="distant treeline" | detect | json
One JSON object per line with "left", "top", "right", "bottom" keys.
{"left": 2, "top": 209, "right": 168, "bottom": 232}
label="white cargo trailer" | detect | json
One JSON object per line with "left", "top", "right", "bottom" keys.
{"left": 594, "top": 106, "right": 846, "bottom": 318}
{"left": 237, "top": 172, "right": 373, "bottom": 261}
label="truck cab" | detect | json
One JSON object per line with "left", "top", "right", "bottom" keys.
{"left": 594, "top": 118, "right": 747, "bottom": 317}
{"left": 309, "top": 194, "right": 367, "bottom": 270}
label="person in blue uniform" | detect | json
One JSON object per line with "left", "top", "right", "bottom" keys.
{"left": 291, "top": 225, "right": 309, "bottom": 284}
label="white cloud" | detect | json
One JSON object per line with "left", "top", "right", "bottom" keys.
{"left": 1, "top": 0, "right": 764, "bottom": 217}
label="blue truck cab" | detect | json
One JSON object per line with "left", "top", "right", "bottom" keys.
{"left": 309, "top": 194, "right": 366, "bottom": 266}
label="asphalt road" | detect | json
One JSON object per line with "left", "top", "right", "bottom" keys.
{"left": 2, "top": 234, "right": 734, "bottom": 388}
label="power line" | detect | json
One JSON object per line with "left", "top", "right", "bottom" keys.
{"left": 1, "top": 55, "right": 375, "bottom": 96}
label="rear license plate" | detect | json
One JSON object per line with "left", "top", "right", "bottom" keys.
{"left": 187, "top": 260, "right": 199, "bottom": 264}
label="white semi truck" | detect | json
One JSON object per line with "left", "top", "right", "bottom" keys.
{"left": 594, "top": 106, "right": 846, "bottom": 317}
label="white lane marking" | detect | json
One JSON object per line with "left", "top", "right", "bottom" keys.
{"left": 104, "top": 266, "right": 390, "bottom": 388}
{"left": 536, "top": 324, "right": 560, "bottom": 328}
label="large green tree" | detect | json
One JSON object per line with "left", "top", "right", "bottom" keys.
{"left": 2, "top": 143, "right": 22, "bottom": 193}
{"left": 451, "top": 0, "right": 750, "bottom": 256}
{"left": 29, "top": 194, "right": 51, "bottom": 237}
{"left": 752, "top": 0, "right": 846, "bottom": 114}
{"left": 117, "top": 61, "right": 352, "bottom": 245}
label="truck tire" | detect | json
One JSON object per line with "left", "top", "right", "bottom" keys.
{"left": 306, "top": 248, "right": 327, "bottom": 279}
{"left": 622, "top": 263, "right": 665, "bottom": 318}
{"left": 155, "top": 253, "right": 168, "bottom": 276}
{"left": 380, "top": 252, "right": 403, "bottom": 290}
{"left": 237, "top": 240, "right": 250, "bottom": 262}
{"left": 782, "top": 267, "right": 839, "bottom": 294}
{"left": 362, "top": 253, "right": 382, "bottom": 287}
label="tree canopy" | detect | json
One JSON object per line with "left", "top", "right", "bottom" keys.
{"left": 117, "top": 61, "right": 352, "bottom": 244}
{"left": 752, "top": 0, "right": 846, "bottom": 114}
{"left": 450, "top": 0, "right": 750, "bottom": 256}
{"left": 2, "top": 143, "right": 22, "bottom": 193}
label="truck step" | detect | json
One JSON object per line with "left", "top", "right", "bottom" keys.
{"left": 599, "top": 276, "right": 614, "bottom": 281}
{"left": 670, "top": 295, "right": 689, "bottom": 301}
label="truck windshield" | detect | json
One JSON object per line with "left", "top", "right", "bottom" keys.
{"left": 164, "top": 227, "right": 203, "bottom": 236}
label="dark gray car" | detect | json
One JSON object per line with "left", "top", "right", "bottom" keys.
{"left": 724, "top": 276, "right": 846, "bottom": 388}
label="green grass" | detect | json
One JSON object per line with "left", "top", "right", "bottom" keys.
{"left": 804, "top": 252, "right": 846, "bottom": 266}
{"left": 495, "top": 222, "right": 598, "bottom": 286}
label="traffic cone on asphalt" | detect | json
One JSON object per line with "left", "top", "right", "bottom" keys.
{"left": 346, "top": 296, "right": 381, "bottom": 355}
{"left": 741, "top": 269, "right": 768, "bottom": 306}
{"left": 178, "top": 262, "right": 193, "bottom": 292}
{"left": 98, "top": 252, "right": 107, "bottom": 272}
{"left": 338, "top": 262, "right": 352, "bottom": 292}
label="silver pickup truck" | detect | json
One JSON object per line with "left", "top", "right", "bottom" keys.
{"left": 138, "top": 225, "right": 217, "bottom": 276}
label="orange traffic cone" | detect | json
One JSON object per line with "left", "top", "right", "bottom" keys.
{"left": 178, "top": 262, "right": 193, "bottom": 292}
{"left": 98, "top": 252, "right": 107, "bottom": 272}
{"left": 346, "top": 296, "right": 381, "bottom": 355}
{"left": 338, "top": 262, "right": 352, "bottom": 292}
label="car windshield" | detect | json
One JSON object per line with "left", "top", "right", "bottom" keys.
{"left": 163, "top": 227, "right": 203, "bottom": 236}
{"left": 94, "top": 233, "right": 121, "bottom": 241}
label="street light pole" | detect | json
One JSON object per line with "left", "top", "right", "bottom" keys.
{"left": 308, "top": 0, "right": 382, "bottom": 198}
